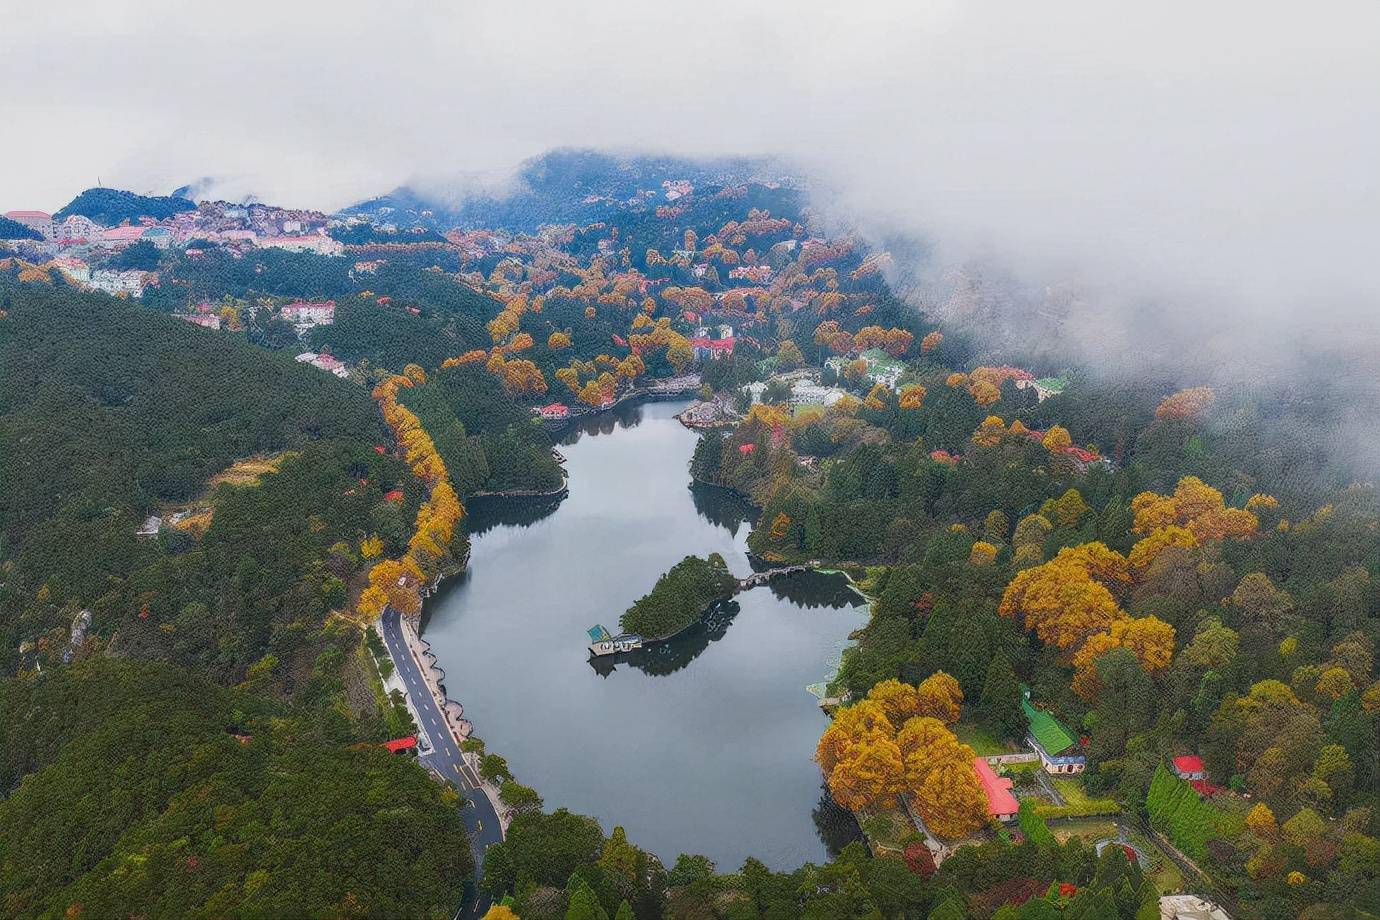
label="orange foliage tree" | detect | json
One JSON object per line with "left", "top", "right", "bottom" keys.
{"left": 1156, "top": 386, "right": 1215, "bottom": 421}
{"left": 1131, "top": 476, "right": 1258, "bottom": 542}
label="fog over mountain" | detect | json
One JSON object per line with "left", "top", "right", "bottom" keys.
{"left": 6, "top": 1, "right": 1378, "bottom": 385}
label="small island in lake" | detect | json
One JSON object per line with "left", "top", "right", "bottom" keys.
{"left": 618, "top": 553, "right": 738, "bottom": 640}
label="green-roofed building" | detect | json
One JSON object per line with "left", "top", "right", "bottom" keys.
{"left": 1015, "top": 375, "right": 1069, "bottom": 402}
{"left": 1021, "top": 686, "right": 1086, "bottom": 774}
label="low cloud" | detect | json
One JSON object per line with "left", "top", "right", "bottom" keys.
{"left": 5, "top": 1, "right": 1378, "bottom": 391}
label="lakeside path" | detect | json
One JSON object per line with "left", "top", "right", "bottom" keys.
{"left": 380, "top": 607, "right": 503, "bottom": 919}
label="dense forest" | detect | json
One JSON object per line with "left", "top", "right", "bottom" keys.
{"left": 54, "top": 187, "right": 196, "bottom": 224}
{"left": 0, "top": 659, "right": 469, "bottom": 918}
{"left": 619, "top": 554, "right": 739, "bottom": 638}
{"left": 0, "top": 215, "right": 42, "bottom": 240}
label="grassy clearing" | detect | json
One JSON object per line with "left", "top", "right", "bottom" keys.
{"left": 955, "top": 722, "right": 1009, "bottom": 756}
{"left": 1124, "top": 826, "right": 1185, "bottom": 892}
{"left": 859, "top": 805, "right": 918, "bottom": 854}
{"left": 1050, "top": 817, "right": 1119, "bottom": 843}
{"left": 208, "top": 452, "right": 292, "bottom": 489}
{"left": 1033, "top": 777, "right": 1121, "bottom": 819}
{"left": 169, "top": 508, "right": 214, "bottom": 535}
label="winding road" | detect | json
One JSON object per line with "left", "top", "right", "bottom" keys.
{"left": 380, "top": 607, "right": 502, "bottom": 919}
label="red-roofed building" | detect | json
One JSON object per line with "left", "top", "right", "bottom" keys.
{"left": 4, "top": 210, "right": 53, "bottom": 239}
{"left": 383, "top": 735, "right": 418, "bottom": 754}
{"left": 99, "top": 225, "right": 151, "bottom": 246}
{"left": 691, "top": 336, "right": 735, "bottom": 360}
{"left": 973, "top": 757, "right": 1020, "bottom": 821}
{"left": 537, "top": 403, "right": 570, "bottom": 420}
{"left": 1172, "top": 755, "right": 1206, "bottom": 781}
{"left": 738, "top": 443, "right": 755, "bottom": 455}
{"left": 384, "top": 489, "right": 405, "bottom": 502}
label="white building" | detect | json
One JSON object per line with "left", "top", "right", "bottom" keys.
{"left": 295, "top": 351, "right": 351, "bottom": 378}
{"left": 1159, "top": 895, "right": 1231, "bottom": 920}
{"left": 177, "top": 312, "right": 222, "bottom": 330}
{"left": 280, "top": 300, "right": 336, "bottom": 328}
{"left": 55, "top": 214, "right": 102, "bottom": 241}
{"left": 259, "top": 234, "right": 344, "bottom": 257}
{"left": 90, "top": 269, "right": 149, "bottom": 298}
{"left": 790, "top": 382, "right": 848, "bottom": 407}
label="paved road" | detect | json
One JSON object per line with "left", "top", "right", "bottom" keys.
{"left": 381, "top": 607, "right": 502, "bottom": 919}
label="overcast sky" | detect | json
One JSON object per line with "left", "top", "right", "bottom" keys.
{"left": 5, "top": 1, "right": 1379, "bottom": 379}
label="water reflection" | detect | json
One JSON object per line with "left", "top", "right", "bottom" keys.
{"left": 590, "top": 571, "right": 859, "bottom": 678}
{"left": 689, "top": 482, "right": 756, "bottom": 535}
{"left": 559, "top": 399, "right": 649, "bottom": 442}
{"left": 765, "top": 570, "right": 863, "bottom": 610}
{"left": 464, "top": 491, "right": 565, "bottom": 537}
{"left": 589, "top": 599, "right": 742, "bottom": 678}
{"left": 812, "top": 783, "right": 866, "bottom": 858}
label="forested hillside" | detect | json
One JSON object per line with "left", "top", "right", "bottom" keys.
{"left": 54, "top": 187, "right": 195, "bottom": 224}
{"left": 0, "top": 273, "right": 415, "bottom": 685}
{"left": 0, "top": 659, "right": 470, "bottom": 918}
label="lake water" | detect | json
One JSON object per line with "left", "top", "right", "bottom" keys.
{"left": 423, "top": 399, "right": 868, "bottom": 871}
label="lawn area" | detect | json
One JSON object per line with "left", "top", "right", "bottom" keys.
{"left": 955, "top": 722, "right": 1011, "bottom": 756}
{"left": 1050, "top": 819, "right": 1185, "bottom": 893}
{"left": 1050, "top": 817, "right": 1119, "bottom": 843}
{"left": 858, "top": 805, "right": 918, "bottom": 855}
{"left": 1035, "top": 777, "right": 1121, "bottom": 818}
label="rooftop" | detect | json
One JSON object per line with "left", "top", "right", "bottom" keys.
{"left": 972, "top": 757, "right": 1020, "bottom": 816}
{"left": 1022, "top": 694, "right": 1077, "bottom": 755}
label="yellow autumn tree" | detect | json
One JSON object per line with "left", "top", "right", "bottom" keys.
{"left": 1246, "top": 802, "right": 1278, "bottom": 840}
{"left": 1071, "top": 614, "right": 1176, "bottom": 698}
{"left": 913, "top": 757, "right": 988, "bottom": 838}
{"left": 969, "top": 541, "right": 998, "bottom": 566}
{"left": 1000, "top": 544, "right": 1129, "bottom": 649}
{"left": 359, "top": 534, "right": 384, "bottom": 559}
{"left": 916, "top": 671, "right": 963, "bottom": 724}
{"left": 971, "top": 416, "right": 1007, "bottom": 448}
{"left": 1042, "top": 425, "right": 1072, "bottom": 452}
{"left": 1128, "top": 525, "right": 1198, "bottom": 572}
{"left": 1131, "top": 476, "right": 1258, "bottom": 542}
{"left": 867, "top": 679, "right": 923, "bottom": 725}
{"left": 899, "top": 384, "right": 926, "bottom": 409}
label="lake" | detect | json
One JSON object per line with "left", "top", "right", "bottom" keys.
{"left": 422, "top": 399, "right": 868, "bottom": 871}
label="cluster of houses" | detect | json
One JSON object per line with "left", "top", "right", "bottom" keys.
{"left": 690, "top": 323, "right": 736, "bottom": 361}
{"left": 1, "top": 200, "right": 349, "bottom": 296}
{"left": 743, "top": 373, "right": 852, "bottom": 409}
